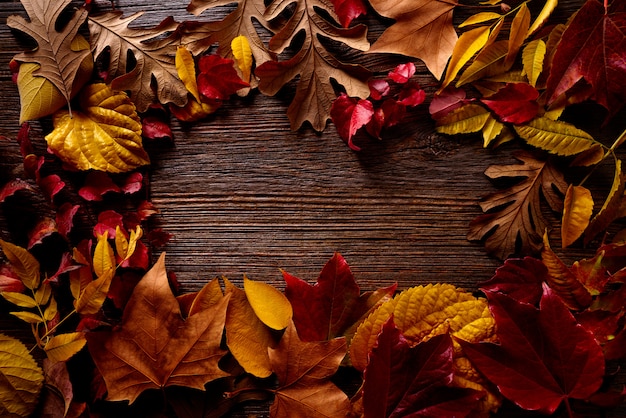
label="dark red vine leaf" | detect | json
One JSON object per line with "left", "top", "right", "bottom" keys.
{"left": 460, "top": 286, "right": 605, "bottom": 414}
{"left": 330, "top": 93, "right": 374, "bottom": 150}
{"left": 480, "top": 83, "right": 540, "bottom": 124}
{"left": 196, "top": 55, "right": 249, "bottom": 103}
{"left": 331, "top": 0, "right": 368, "bottom": 28}
{"left": 0, "top": 179, "right": 33, "bottom": 203}
{"left": 79, "top": 172, "right": 121, "bottom": 202}
{"left": 479, "top": 257, "right": 547, "bottom": 305}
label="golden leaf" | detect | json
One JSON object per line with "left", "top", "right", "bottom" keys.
{"left": 482, "top": 114, "right": 504, "bottom": 147}
{"left": 1, "top": 292, "right": 38, "bottom": 308}
{"left": 69, "top": 247, "right": 92, "bottom": 301}
{"left": 435, "top": 103, "right": 490, "bottom": 135}
{"left": 93, "top": 231, "right": 115, "bottom": 278}
{"left": 243, "top": 276, "right": 293, "bottom": 330}
{"left": 34, "top": 282, "right": 52, "bottom": 305}
{"left": 10, "top": 311, "right": 44, "bottom": 324}
{"left": 175, "top": 46, "right": 201, "bottom": 103}
{"left": 514, "top": 117, "right": 599, "bottom": 156}
{"left": 459, "top": 12, "right": 502, "bottom": 28}
{"left": 521, "top": 39, "right": 546, "bottom": 87}
{"left": 186, "top": 278, "right": 224, "bottom": 317}
{"left": 0, "top": 333, "right": 44, "bottom": 417}
{"left": 43, "top": 297, "right": 57, "bottom": 322}
{"left": 74, "top": 269, "right": 114, "bottom": 315}
{"left": 45, "top": 83, "right": 149, "bottom": 173}
{"left": 561, "top": 185, "right": 594, "bottom": 248}
{"left": 457, "top": 40, "right": 510, "bottom": 86}
{"left": 585, "top": 159, "right": 626, "bottom": 244}
{"left": 170, "top": 98, "right": 219, "bottom": 122}
{"left": 527, "top": 0, "right": 558, "bottom": 37}
{"left": 231, "top": 35, "right": 253, "bottom": 84}
{"left": 505, "top": 3, "right": 531, "bottom": 67}
{"left": 440, "top": 26, "right": 490, "bottom": 91}
{"left": 0, "top": 240, "right": 40, "bottom": 290}
{"left": 44, "top": 332, "right": 87, "bottom": 363}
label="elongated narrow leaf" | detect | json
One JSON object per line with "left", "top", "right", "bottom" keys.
{"left": 505, "top": 3, "right": 531, "bottom": 67}
{"left": 515, "top": 117, "right": 598, "bottom": 156}
{"left": 585, "top": 158, "right": 626, "bottom": 244}
{"left": 93, "top": 231, "right": 115, "bottom": 278}
{"left": 1, "top": 292, "right": 37, "bottom": 308}
{"left": 459, "top": 12, "right": 502, "bottom": 28}
{"left": 527, "top": 0, "right": 558, "bottom": 36}
{"left": 10, "top": 311, "right": 44, "bottom": 324}
{"left": 175, "top": 46, "right": 201, "bottom": 103}
{"left": 74, "top": 269, "right": 114, "bottom": 315}
{"left": 440, "top": 26, "right": 490, "bottom": 90}
{"left": 457, "top": 40, "right": 510, "bottom": 86}
{"left": 521, "top": 39, "right": 546, "bottom": 87}
{"left": 0, "top": 240, "right": 40, "bottom": 290}
{"left": 561, "top": 185, "right": 594, "bottom": 248}
{"left": 44, "top": 332, "right": 87, "bottom": 363}
{"left": 435, "top": 103, "right": 490, "bottom": 135}
{"left": 231, "top": 35, "right": 253, "bottom": 83}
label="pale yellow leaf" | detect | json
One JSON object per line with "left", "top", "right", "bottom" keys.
{"left": 10, "top": 311, "right": 44, "bottom": 324}
{"left": 457, "top": 40, "right": 510, "bottom": 86}
{"left": 125, "top": 225, "right": 143, "bottom": 262}
{"left": 514, "top": 117, "right": 598, "bottom": 156}
{"left": 93, "top": 231, "right": 115, "bottom": 278}
{"left": 74, "top": 269, "right": 114, "bottom": 315}
{"left": 436, "top": 103, "right": 490, "bottom": 135}
{"left": 459, "top": 12, "right": 502, "bottom": 28}
{"left": 506, "top": 3, "right": 531, "bottom": 67}
{"left": 231, "top": 35, "right": 253, "bottom": 84}
{"left": 243, "top": 276, "right": 292, "bottom": 330}
{"left": 0, "top": 333, "right": 43, "bottom": 417}
{"left": 175, "top": 46, "right": 201, "bottom": 103}
{"left": 561, "top": 185, "right": 594, "bottom": 248}
{"left": 1, "top": 292, "right": 37, "bottom": 308}
{"left": 45, "top": 83, "right": 149, "bottom": 173}
{"left": 44, "top": 332, "right": 87, "bottom": 363}
{"left": 440, "top": 26, "right": 490, "bottom": 91}
{"left": 0, "top": 240, "right": 40, "bottom": 290}
{"left": 527, "top": 0, "right": 558, "bottom": 37}
{"left": 521, "top": 39, "right": 546, "bottom": 87}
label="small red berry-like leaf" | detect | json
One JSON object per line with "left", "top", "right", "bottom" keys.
{"left": 368, "top": 79, "right": 390, "bottom": 100}
{"left": 480, "top": 83, "right": 540, "bottom": 124}
{"left": 331, "top": 0, "right": 368, "bottom": 28}
{"left": 330, "top": 93, "right": 374, "bottom": 151}
{"left": 388, "top": 63, "right": 416, "bottom": 84}
{"left": 79, "top": 171, "right": 120, "bottom": 202}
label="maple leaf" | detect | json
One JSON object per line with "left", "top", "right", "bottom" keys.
{"left": 362, "top": 321, "right": 482, "bottom": 418}
{"left": 268, "top": 322, "right": 350, "bottom": 417}
{"left": 7, "top": 0, "right": 90, "bottom": 112}
{"left": 368, "top": 0, "right": 458, "bottom": 79}
{"left": 467, "top": 152, "right": 567, "bottom": 260}
{"left": 546, "top": 0, "right": 626, "bottom": 119}
{"left": 256, "top": 0, "right": 371, "bottom": 131}
{"left": 88, "top": 12, "right": 188, "bottom": 113}
{"left": 283, "top": 253, "right": 396, "bottom": 342}
{"left": 86, "top": 253, "right": 230, "bottom": 403}
{"left": 460, "top": 286, "right": 605, "bottom": 414}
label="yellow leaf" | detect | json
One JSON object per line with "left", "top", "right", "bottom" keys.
{"left": 505, "top": 3, "right": 531, "bottom": 67}
{"left": 521, "top": 39, "right": 546, "bottom": 87}
{"left": 514, "top": 117, "right": 598, "bottom": 156}
{"left": 44, "top": 332, "right": 87, "bottom": 363}
{"left": 243, "top": 276, "right": 292, "bottom": 330}
{"left": 74, "top": 268, "right": 114, "bottom": 315}
{"left": 440, "top": 26, "right": 490, "bottom": 91}
{"left": 435, "top": 103, "right": 490, "bottom": 135}
{"left": 10, "top": 311, "right": 44, "bottom": 324}
{"left": 187, "top": 278, "right": 223, "bottom": 317}
{"left": 43, "top": 297, "right": 58, "bottom": 322}
{"left": 170, "top": 97, "right": 219, "bottom": 122}
{"left": 70, "top": 247, "right": 92, "bottom": 301}
{"left": 34, "top": 282, "right": 52, "bottom": 305}
{"left": 93, "top": 231, "right": 115, "bottom": 278}
{"left": 459, "top": 12, "right": 502, "bottom": 28}
{"left": 482, "top": 114, "right": 504, "bottom": 147}
{"left": 457, "top": 40, "right": 510, "bottom": 86}
{"left": 224, "top": 278, "right": 273, "bottom": 378}
{"left": 126, "top": 225, "right": 143, "bottom": 262}
{"left": 489, "top": 125, "right": 516, "bottom": 148}
{"left": 527, "top": 0, "right": 558, "bottom": 37}
{"left": 0, "top": 333, "right": 43, "bottom": 417}
{"left": 175, "top": 46, "right": 201, "bottom": 103}
{"left": 45, "top": 83, "right": 149, "bottom": 173}
{"left": 1, "top": 292, "right": 38, "bottom": 308}
{"left": 231, "top": 35, "right": 253, "bottom": 83}
{"left": 114, "top": 225, "right": 129, "bottom": 262}
{"left": 561, "top": 185, "right": 594, "bottom": 248}
{"left": 0, "top": 240, "right": 40, "bottom": 290}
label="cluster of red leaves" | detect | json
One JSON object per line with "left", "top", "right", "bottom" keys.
{"left": 331, "top": 63, "right": 426, "bottom": 150}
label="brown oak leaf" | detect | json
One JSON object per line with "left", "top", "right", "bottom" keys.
{"left": 468, "top": 152, "right": 567, "bottom": 260}
{"left": 86, "top": 253, "right": 230, "bottom": 404}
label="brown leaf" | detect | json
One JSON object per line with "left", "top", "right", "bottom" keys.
{"left": 368, "top": 0, "right": 458, "bottom": 79}
{"left": 468, "top": 152, "right": 567, "bottom": 259}
{"left": 8, "top": 0, "right": 90, "bottom": 110}
{"left": 88, "top": 12, "right": 187, "bottom": 112}
{"left": 86, "top": 253, "right": 230, "bottom": 404}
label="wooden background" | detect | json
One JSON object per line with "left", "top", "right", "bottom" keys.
{"left": 1, "top": 0, "right": 625, "bottom": 416}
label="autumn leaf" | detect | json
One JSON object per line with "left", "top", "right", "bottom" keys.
{"left": 331, "top": 0, "right": 368, "bottom": 28}
{"left": 440, "top": 26, "right": 490, "bottom": 91}
{"left": 468, "top": 152, "right": 568, "bottom": 259}
{"left": 7, "top": 0, "right": 90, "bottom": 112}
{"left": 0, "top": 239, "right": 40, "bottom": 290}
{"left": 243, "top": 276, "right": 293, "bottom": 330}
{"left": 585, "top": 158, "right": 626, "bottom": 244}
{"left": 0, "top": 333, "right": 44, "bottom": 417}
{"left": 44, "top": 332, "right": 87, "bottom": 363}
{"left": 256, "top": 0, "right": 371, "bottom": 131}
{"left": 480, "top": 83, "right": 539, "bottom": 124}
{"left": 546, "top": 0, "right": 626, "bottom": 119}
{"left": 88, "top": 12, "right": 187, "bottom": 112}
{"left": 368, "top": 0, "right": 458, "bottom": 79}
{"left": 330, "top": 93, "right": 374, "bottom": 150}
{"left": 283, "top": 253, "right": 396, "bottom": 342}
{"left": 480, "top": 256, "right": 547, "bottom": 305}
{"left": 521, "top": 39, "right": 546, "bottom": 87}
{"left": 196, "top": 55, "right": 250, "bottom": 102}
{"left": 514, "top": 117, "right": 600, "bottom": 157}
{"left": 268, "top": 322, "right": 350, "bottom": 417}
{"left": 561, "top": 184, "right": 594, "bottom": 248}
{"left": 460, "top": 286, "right": 605, "bottom": 414}
{"left": 231, "top": 35, "right": 253, "bottom": 84}
{"left": 86, "top": 253, "right": 230, "bottom": 403}
{"left": 45, "top": 83, "right": 149, "bottom": 173}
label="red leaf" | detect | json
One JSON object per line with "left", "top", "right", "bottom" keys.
{"left": 388, "top": 63, "right": 416, "bottom": 84}
{"left": 0, "top": 265, "right": 25, "bottom": 293}
{"left": 397, "top": 82, "right": 426, "bottom": 106}
{"left": 37, "top": 174, "right": 65, "bottom": 201}
{"left": 363, "top": 319, "right": 481, "bottom": 418}
{"left": 142, "top": 116, "right": 173, "bottom": 140}
{"left": 0, "top": 179, "right": 33, "bottom": 203}
{"left": 365, "top": 108, "right": 385, "bottom": 139}
{"left": 93, "top": 210, "right": 124, "bottom": 238}
{"left": 108, "top": 271, "right": 143, "bottom": 309}
{"left": 121, "top": 172, "right": 143, "bottom": 195}
{"left": 17, "top": 122, "right": 34, "bottom": 157}
{"left": 331, "top": 0, "right": 368, "bottom": 28}
{"left": 546, "top": 0, "right": 626, "bottom": 118}
{"left": 330, "top": 93, "right": 374, "bottom": 151}
{"left": 429, "top": 87, "right": 467, "bottom": 120}
{"left": 56, "top": 202, "right": 80, "bottom": 240}
{"left": 47, "top": 252, "right": 82, "bottom": 284}
{"left": 480, "top": 257, "right": 547, "bottom": 305}
{"left": 379, "top": 98, "right": 406, "bottom": 128}
{"left": 480, "top": 83, "right": 540, "bottom": 124}
{"left": 79, "top": 172, "right": 120, "bottom": 201}
{"left": 368, "top": 79, "right": 390, "bottom": 100}
{"left": 146, "top": 228, "right": 172, "bottom": 248}
{"left": 27, "top": 217, "right": 57, "bottom": 249}
{"left": 120, "top": 240, "right": 149, "bottom": 270}
{"left": 197, "top": 55, "right": 249, "bottom": 102}
{"left": 460, "top": 286, "right": 605, "bottom": 414}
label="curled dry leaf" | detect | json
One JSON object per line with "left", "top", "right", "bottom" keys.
{"left": 561, "top": 184, "right": 594, "bottom": 248}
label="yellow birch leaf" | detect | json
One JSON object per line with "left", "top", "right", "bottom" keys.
{"left": 224, "top": 278, "right": 273, "bottom": 378}
{"left": 44, "top": 332, "right": 87, "bottom": 363}
{"left": 9, "top": 311, "right": 44, "bottom": 324}
{"left": 93, "top": 231, "right": 115, "bottom": 278}
{"left": 243, "top": 276, "right": 292, "bottom": 330}
{"left": 0, "top": 333, "right": 43, "bottom": 417}
{"left": 74, "top": 269, "right": 114, "bottom": 315}
{"left": 175, "top": 46, "right": 201, "bottom": 103}
{"left": 459, "top": 12, "right": 502, "bottom": 27}
{"left": 514, "top": 117, "right": 598, "bottom": 156}
{"left": 527, "top": 0, "right": 558, "bottom": 37}
{"left": 114, "top": 225, "right": 129, "bottom": 261}
{"left": 521, "top": 39, "right": 546, "bottom": 87}
{"left": 0, "top": 240, "right": 40, "bottom": 290}
{"left": 561, "top": 185, "right": 594, "bottom": 248}
{"left": 457, "top": 40, "right": 510, "bottom": 86}
{"left": 482, "top": 114, "right": 504, "bottom": 147}
{"left": 435, "top": 103, "right": 490, "bottom": 135}
{"left": 1, "top": 292, "right": 38, "bottom": 308}
{"left": 440, "top": 26, "right": 490, "bottom": 91}
{"left": 45, "top": 83, "right": 149, "bottom": 173}
{"left": 505, "top": 3, "right": 531, "bottom": 67}
{"left": 231, "top": 35, "right": 253, "bottom": 84}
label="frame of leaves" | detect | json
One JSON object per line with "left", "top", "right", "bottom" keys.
{"left": 1, "top": 0, "right": 626, "bottom": 417}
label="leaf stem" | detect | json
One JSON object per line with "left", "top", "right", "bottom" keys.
{"left": 38, "top": 308, "right": 77, "bottom": 341}
{"left": 578, "top": 127, "right": 626, "bottom": 187}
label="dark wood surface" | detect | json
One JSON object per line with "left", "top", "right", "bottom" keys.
{"left": 1, "top": 0, "right": 625, "bottom": 416}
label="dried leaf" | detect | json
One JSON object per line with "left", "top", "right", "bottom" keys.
{"left": 0, "top": 239, "right": 40, "bottom": 290}
{"left": 514, "top": 117, "right": 599, "bottom": 156}
{"left": 561, "top": 184, "right": 594, "bottom": 248}
{"left": 243, "top": 276, "right": 292, "bottom": 330}
{"left": 505, "top": 3, "right": 531, "bottom": 67}
{"left": 435, "top": 103, "right": 491, "bottom": 135}
{"left": 521, "top": 39, "right": 546, "bottom": 87}
{"left": 440, "top": 26, "right": 490, "bottom": 91}
{"left": 0, "top": 333, "right": 44, "bottom": 417}
{"left": 231, "top": 35, "right": 253, "bottom": 84}
{"left": 45, "top": 83, "right": 149, "bottom": 173}
{"left": 44, "top": 332, "right": 87, "bottom": 363}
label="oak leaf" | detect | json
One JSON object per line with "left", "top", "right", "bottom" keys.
{"left": 86, "top": 253, "right": 230, "bottom": 403}
{"left": 45, "top": 83, "right": 149, "bottom": 173}
{"left": 256, "top": 0, "right": 371, "bottom": 131}
{"left": 468, "top": 152, "right": 567, "bottom": 259}
{"left": 368, "top": 0, "right": 458, "bottom": 79}
{"left": 268, "top": 322, "right": 350, "bottom": 417}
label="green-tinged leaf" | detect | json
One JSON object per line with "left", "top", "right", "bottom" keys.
{"left": 435, "top": 103, "right": 490, "bottom": 135}
{"left": 521, "top": 39, "right": 546, "bottom": 87}
{"left": 459, "top": 12, "right": 502, "bottom": 27}
{"left": 561, "top": 185, "right": 594, "bottom": 248}
{"left": 175, "top": 46, "right": 201, "bottom": 103}
{"left": 0, "top": 240, "right": 40, "bottom": 290}
{"left": 93, "top": 231, "right": 115, "bottom": 278}
{"left": 44, "top": 332, "right": 87, "bottom": 363}
{"left": 243, "top": 276, "right": 292, "bottom": 330}
{"left": 457, "top": 40, "right": 510, "bottom": 86}
{"left": 585, "top": 159, "right": 626, "bottom": 244}
{"left": 483, "top": 115, "right": 504, "bottom": 147}
{"left": 527, "top": 0, "right": 558, "bottom": 37}
{"left": 10, "top": 311, "right": 43, "bottom": 324}
{"left": 542, "top": 233, "right": 592, "bottom": 310}
{"left": 506, "top": 3, "right": 531, "bottom": 67}
{"left": 1, "top": 292, "right": 37, "bottom": 308}
{"left": 0, "top": 333, "right": 43, "bottom": 417}
{"left": 515, "top": 117, "right": 598, "bottom": 156}
{"left": 74, "top": 269, "right": 114, "bottom": 315}
{"left": 440, "top": 26, "right": 490, "bottom": 91}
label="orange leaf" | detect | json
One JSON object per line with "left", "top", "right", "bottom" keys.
{"left": 561, "top": 185, "right": 594, "bottom": 248}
